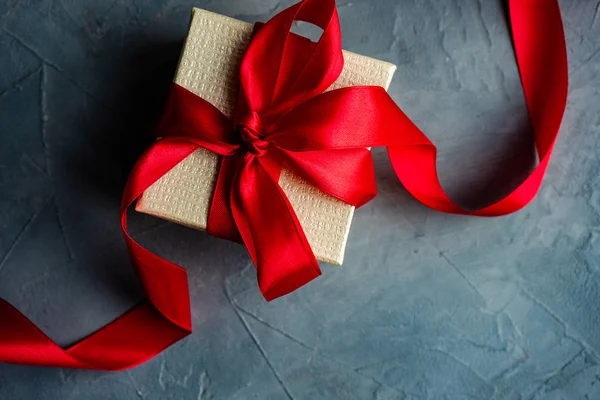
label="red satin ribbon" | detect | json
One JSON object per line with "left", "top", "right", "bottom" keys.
{"left": 0, "top": 0, "right": 567, "bottom": 370}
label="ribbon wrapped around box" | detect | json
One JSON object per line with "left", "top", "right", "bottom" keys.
{"left": 136, "top": 8, "right": 398, "bottom": 266}
{"left": 0, "top": 0, "right": 568, "bottom": 371}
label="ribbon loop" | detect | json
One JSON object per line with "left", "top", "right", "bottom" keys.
{"left": 238, "top": 0, "right": 343, "bottom": 121}
{"left": 157, "top": 85, "right": 239, "bottom": 156}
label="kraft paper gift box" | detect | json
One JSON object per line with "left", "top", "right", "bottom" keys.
{"left": 136, "top": 8, "right": 397, "bottom": 265}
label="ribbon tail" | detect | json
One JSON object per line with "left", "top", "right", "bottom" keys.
{"left": 0, "top": 299, "right": 85, "bottom": 368}
{"left": 0, "top": 140, "right": 196, "bottom": 370}
{"left": 390, "top": 0, "right": 567, "bottom": 216}
{"left": 120, "top": 140, "right": 195, "bottom": 330}
{"left": 230, "top": 156, "right": 321, "bottom": 301}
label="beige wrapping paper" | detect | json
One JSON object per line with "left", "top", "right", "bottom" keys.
{"left": 136, "top": 8, "right": 397, "bottom": 265}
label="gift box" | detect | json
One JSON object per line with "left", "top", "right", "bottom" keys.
{"left": 136, "top": 8, "right": 397, "bottom": 265}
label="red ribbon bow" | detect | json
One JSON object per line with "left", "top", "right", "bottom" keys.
{"left": 0, "top": 0, "right": 567, "bottom": 370}
{"left": 155, "top": 0, "right": 399, "bottom": 300}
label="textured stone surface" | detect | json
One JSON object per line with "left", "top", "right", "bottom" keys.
{"left": 1, "top": 0, "right": 599, "bottom": 399}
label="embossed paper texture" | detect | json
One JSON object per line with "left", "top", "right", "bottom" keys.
{"left": 136, "top": 8, "right": 397, "bottom": 265}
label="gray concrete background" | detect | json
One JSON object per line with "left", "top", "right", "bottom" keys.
{"left": 1, "top": 0, "right": 599, "bottom": 399}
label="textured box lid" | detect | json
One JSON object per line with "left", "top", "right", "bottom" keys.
{"left": 136, "top": 8, "right": 396, "bottom": 265}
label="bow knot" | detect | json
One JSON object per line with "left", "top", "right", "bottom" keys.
{"left": 236, "top": 111, "right": 268, "bottom": 157}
